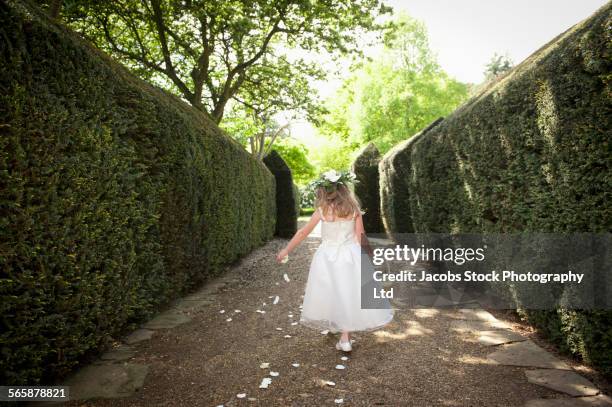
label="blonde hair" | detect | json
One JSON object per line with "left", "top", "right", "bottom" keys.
{"left": 315, "top": 183, "right": 362, "bottom": 219}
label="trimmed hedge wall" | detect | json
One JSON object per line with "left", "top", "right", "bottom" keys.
{"left": 0, "top": 1, "right": 275, "bottom": 384}
{"left": 351, "top": 143, "right": 385, "bottom": 233}
{"left": 379, "top": 4, "right": 611, "bottom": 375}
{"left": 379, "top": 118, "right": 443, "bottom": 239}
{"left": 264, "top": 150, "right": 298, "bottom": 238}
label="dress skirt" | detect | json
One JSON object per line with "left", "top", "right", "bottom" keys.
{"left": 299, "top": 240, "right": 394, "bottom": 333}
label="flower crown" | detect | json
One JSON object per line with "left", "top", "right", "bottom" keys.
{"left": 312, "top": 169, "right": 358, "bottom": 191}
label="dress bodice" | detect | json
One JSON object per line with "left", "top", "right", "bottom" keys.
{"left": 318, "top": 207, "right": 356, "bottom": 246}
{"left": 320, "top": 219, "right": 356, "bottom": 245}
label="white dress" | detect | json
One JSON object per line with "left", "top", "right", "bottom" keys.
{"left": 299, "top": 208, "right": 394, "bottom": 333}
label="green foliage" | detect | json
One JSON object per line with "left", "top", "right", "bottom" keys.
{"left": 379, "top": 4, "right": 612, "bottom": 375}
{"left": 300, "top": 181, "right": 318, "bottom": 209}
{"left": 0, "top": 0, "right": 275, "bottom": 384}
{"left": 47, "top": 0, "right": 392, "bottom": 125}
{"left": 263, "top": 150, "right": 298, "bottom": 238}
{"left": 300, "top": 207, "right": 315, "bottom": 216}
{"left": 310, "top": 138, "right": 357, "bottom": 174}
{"left": 317, "top": 13, "right": 469, "bottom": 155}
{"left": 484, "top": 52, "right": 514, "bottom": 80}
{"left": 269, "top": 140, "right": 316, "bottom": 186}
{"left": 351, "top": 143, "right": 385, "bottom": 233}
{"left": 379, "top": 118, "right": 443, "bottom": 238}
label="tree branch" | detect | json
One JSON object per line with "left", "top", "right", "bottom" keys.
{"left": 149, "top": 0, "right": 194, "bottom": 104}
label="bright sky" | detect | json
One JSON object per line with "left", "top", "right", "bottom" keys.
{"left": 388, "top": 0, "right": 608, "bottom": 84}
{"left": 289, "top": 0, "right": 608, "bottom": 147}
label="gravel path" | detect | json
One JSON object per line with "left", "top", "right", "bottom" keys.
{"left": 64, "top": 221, "right": 577, "bottom": 406}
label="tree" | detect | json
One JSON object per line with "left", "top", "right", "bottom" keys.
{"left": 317, "top": 13, "right": 468, "bottom": 154}
{"left": 220, "top": 107, "right": 293, "bottom": 162}
{"left": 269, "top": 140, "right": 316, "bottom": 186}
{"left": 52, "top": 0, "right": 392, "bottom": 124}
{"left": 484, "top": 53, "right": 514, "bottom": 80}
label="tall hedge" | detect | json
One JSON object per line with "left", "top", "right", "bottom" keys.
{"left": 379, "top": 4, "right": 611, "bottom": 375}
{"left": 379, "top": 118, "right": 443, "bottom": 238}
{"left": 0, "top": 0, "right": 275, "bottom": 385}
{"left": 351, "top": 143, "right": 385, "bottom": 233}
{"left": 264, "top": 150, "right": 298, "bottom": 238}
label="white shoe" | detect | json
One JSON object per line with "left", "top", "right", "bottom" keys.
{"left": 336, "top": 340, "right": 352, "bottom": 352}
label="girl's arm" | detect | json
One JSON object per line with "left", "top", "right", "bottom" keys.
{"left": 354, "top": 211, "right": 374, "bottom": 257}
{"left": 276, "top": 209, "right": 322, "bottom": 262}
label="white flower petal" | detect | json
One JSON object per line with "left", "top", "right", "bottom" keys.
{"left": 234, "top": 310, "right": 241, "bottom": 313}
{"left": 335, "top": 398, "right": 344, "bottom": 404}
{"left": 284, "top": 335, "right": 292, "bottom": 338}
{"left": 273, "top": 296, "right": 279, "bottom": 305}
{"left": 236, "top": 393, "right": 246, "bottom": 398}
{"left": 288, "top": 314, "right": 293, "bottom": 318}
{"left": 225, "top": 318, "right": 232, "bottom": 322}
{"left": 219, "top": 310, "right": 225, "bottom": 314}
{"left": 320, "top": 330, "right": 329, "bottom": 335}
{"left": 283, "top": 273, "right": 290, "bottom": 282}
{"left": 275, "top": 327, "right": 283, "bottom": 331}
{"left": 325, "top": 380, "right": 335, "bottom": 386}
{"left": 269, "top": 371, "right": 279, "bottom": 377}
{"left": 260, "top": 362, "right": 269, "bottom": 369}
{"left": 322, "top": 170, "right": 337, "bottom": 181}
{"left": 291, "top": 322, "right": 298, "bottom": 326}
{"left": 259, "top": 377, "right": 272, "bottom": 389}
{"left": 291, "top": 363, "right": 300, "bottom": 367}
{"left": 335, "top": 364, "right": 346, "bottom": 370}
{"left": 341, "top": 356, "right": 349, "bottom": 361}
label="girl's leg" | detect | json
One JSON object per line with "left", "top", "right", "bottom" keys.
{"left": 340, "top": 331, "right": 350, "bottom": 343}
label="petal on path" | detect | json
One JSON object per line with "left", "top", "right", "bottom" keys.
{"left": 259, "top": 377, "right": 272, "bottom": 389}
{"left": 283, "top": 273, "right": 290, "bottom": 282}
{"left": 237, "top": 393, "right": 246, "bottom": 398}
{"left": 335, "top": 399, "right": 344, "bottom": 404}
{"left": 270, "top": 371, "right": 279, "bottom": 377}
{"left": 273, "top": 296, "right": 280, "bottom": 305}
{"left": 260, "top": 362, "right": 269, "bottom": 369}
{"left": 335, "top": 364, "right": 346, "bottom": 370}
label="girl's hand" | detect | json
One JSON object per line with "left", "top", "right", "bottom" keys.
{"left": 276, "top": 249, "right": 289, "bottom": 263}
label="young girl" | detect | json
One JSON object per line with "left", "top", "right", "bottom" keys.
{"left": 276, "top": 170, "right": 394, "bottom": 352}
